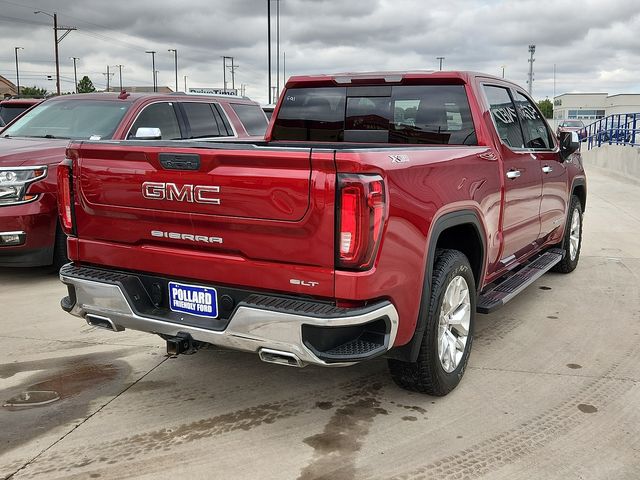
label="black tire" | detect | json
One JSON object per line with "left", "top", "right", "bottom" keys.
{"left": 388, "top": 249, "right": 476, "bottom": 396}
{"left": 551, "top": 195, "right": 582, "bottom": 273}
{"left": 52, "top": 223, "right": 69, "bottom": 272}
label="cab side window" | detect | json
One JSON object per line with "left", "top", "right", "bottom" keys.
{"left": 483, "top": 85, "right": 524, "bottom": 149}
{"left": 182, "top": 102, "right": 224, "bottom": 138}
{"left": 513, "top": 92, "right": 553, "bottom": 149}
{"left": 129, "top": 102, "right": 181, "bottom": 140}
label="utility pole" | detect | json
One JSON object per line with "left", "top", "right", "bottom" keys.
{"left": 34, "top": 11, "right": 75, "bottom": 96}
{"left": 230, "top": 58, "right": 239, "bottom": 91}
{"left": 102, "top": 65, "right": 114, "bottom": 92}
{"left": 168, "top": 49, "right": 178, "bottom": 92}
{"left": 145, "top": 51, "right": 156, "bottom": 92}
{"left": 283, "top": 51, "right": 286, "bottom": 86}
{"left": 14, "top": 47, "right": 23, "bottom": 95}
{"left": 527, "top": 44, "right": 536, "bottom": 95}
{"left": 501, "top": 65, "right": 505, "bottom": 78}
{"left": 267, "top": 0, "right": 272, "bottom": 104}
{"left": 113, "top": 65, "right": 123, "bottom": 91}
{"left": 437, "top": 56, "right": 445, "bottom": 71}
{"left": 70, "top": 57, "right": 79, "bottom": 92}
{"left": 222, "top": 56, "right": 236, "bottom": 92}
{"left": 184, "top": 75, "right": 188, "bottom": 92}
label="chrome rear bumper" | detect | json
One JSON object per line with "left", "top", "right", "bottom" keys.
{"left": 60, "top": 266, "right": 399, "bottom": 367}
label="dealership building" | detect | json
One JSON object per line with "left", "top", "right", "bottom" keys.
{"left": 553, "top": 93, "right": 640, "bottom": 123}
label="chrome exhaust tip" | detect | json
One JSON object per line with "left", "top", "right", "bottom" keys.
{"left": 259, "top": 348, "right": 304, "bottom": 368}
{"left": 85, "top": 314, "right": 124, "bottom": 332}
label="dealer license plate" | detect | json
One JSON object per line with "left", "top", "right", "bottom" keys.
{"left": 168, "top": 281, "right": 218, "bottom": 318}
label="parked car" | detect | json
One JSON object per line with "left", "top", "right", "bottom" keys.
{"left": 0, "top": 97, "right": 43, "bottom": 128}
{"left": 58, "top": 71, "right": 586, "bottom": 396}
{"left": 0, "top": 91, "right": 267, "bottom": 268}
{"left": 556, "top": 119, "right": 586, "bottom": 141}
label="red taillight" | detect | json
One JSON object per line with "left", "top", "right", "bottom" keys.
{"left": 57, "top": 159, "right": 74, "bottom": 234}
{"left": 336, "top": 174, "right": 387, "bottom": 270}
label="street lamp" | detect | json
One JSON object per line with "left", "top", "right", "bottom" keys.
{"left": 70, "top": 57, "right": 79, "bottom": 93}
{"left": 168, "top": 49, "right": 178, "bottom": 92}
{"left": 145, "top": 51, "right": 157, "bottom": 92}
{"left": 437, "top": 56, "right": 445, "bottom": 71}
{"left": 34, "top": 11, "right": 75, "bottom": 95}
{"left": 14, "top": 47, "right": 23, "bottom": 95}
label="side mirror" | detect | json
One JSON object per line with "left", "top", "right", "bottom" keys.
{"left": 559, "top": 130, "right": 580, "bottom": 161}
{"left": 134, "top": 127, "right": 162, "bottom": 140}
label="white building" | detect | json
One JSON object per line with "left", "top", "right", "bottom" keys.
{"left": 553, "top": 93, "right": 640, "bottom": 125}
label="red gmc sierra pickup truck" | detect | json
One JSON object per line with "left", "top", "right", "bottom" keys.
{"left": 58, "top": 71, "right": 586, "bottom": 395}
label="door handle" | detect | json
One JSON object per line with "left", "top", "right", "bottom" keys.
{"left": 542, "top": 165, "right": 553, "bottom": 174}
{"left": 506, "top": 170, "right": 521, "bottom": 179}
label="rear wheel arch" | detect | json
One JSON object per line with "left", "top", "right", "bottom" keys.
{"left": 387, "top": 209, "right": 487, "bottom": 363}
{"left": 571, "top": 177, "right": 587, "bottom": 212}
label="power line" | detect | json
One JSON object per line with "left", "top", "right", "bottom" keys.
{"left": 0, "top": 0, "right": 151, "bottom": 51}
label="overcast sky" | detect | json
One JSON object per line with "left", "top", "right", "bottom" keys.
{"left": 0, "top": 0, "right": 639, "bottom": 104}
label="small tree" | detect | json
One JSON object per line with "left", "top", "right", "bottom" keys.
{"left": 20, "top": 86, "right": 48, "bottom": 97}
{"left": 77, "top": 76, "right": 96, "bottom": 93}
{"left": 537, "top": 98, "right": 553, "bottom": 119}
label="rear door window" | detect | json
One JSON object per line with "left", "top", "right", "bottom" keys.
{"left": 129, "top": 102, "right": 182, "bottom": 139}
{"left": 483, "top": 85, "right": 525, "bottom": 149}
{"left": 271, "top": 85, "right": 476, "bottom": 144}
{"left": 513, "top": 92, "right": 553, "bottom": 149}
{"left": 181, "top": 102, "right": 222, "bottom": 138}
{"left": 230, "top": 103, "right": 268, "bottom": 136}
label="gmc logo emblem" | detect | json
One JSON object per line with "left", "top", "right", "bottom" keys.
{"left": 142, "top": 182, "right": 221, "bottom": 204}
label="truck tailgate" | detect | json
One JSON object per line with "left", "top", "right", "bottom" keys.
{"left": 68, "top": 142, "right": 336, "bottom": 297}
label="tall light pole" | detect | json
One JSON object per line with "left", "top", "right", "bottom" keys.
{"left": 437, "top": 56, "right": 445, "bottom": 71}
{"left": 168, "top": 49, "right": 178, "bottom": 92}
{"left": 34, "top": 11, "right": 75, "bottom": 95}
{"left": 14, "top": 47, "right": 23, "bottom": 95}
{"left": 70, "top": 57, "right": 79, "bottom": 92}
{"left": 501, "top": 65, "right": 505, "bottom": 78}
{"left": 276, "top": 0, "right": 280, "bottom": 98}
{"left": 145, "top": 50, "right": 157, "bottom": 92}
{"left": 267, "top": 0, "right": 272, "bottom": 103}
{"left": 113, "top": 64, "right": 123, "bottom": 91}
{"left": 184, "top": 75, "right": 188, "bottom": 92}
{"left": 527, "top": 44, "right": 536, "bottom": 95}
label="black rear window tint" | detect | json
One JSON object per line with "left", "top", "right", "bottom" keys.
{"left": 230, "top": 104, "right": 268, "bottom": 136}
{"left": 271, "top": 85, "right": 476, "bottom": 145}
{"left": 0, "top": 105, "right": 29, "bottom": 124}
{"left": 182, "top": 102, "right": 221, "bottom": 138}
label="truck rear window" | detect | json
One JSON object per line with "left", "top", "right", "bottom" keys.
{"left": 271, "top": 85, "right": 476, "bottom": 145}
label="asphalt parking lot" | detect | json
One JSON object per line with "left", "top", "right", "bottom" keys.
{"left": 1, "top": 167, "right": 639, "bottom": 480}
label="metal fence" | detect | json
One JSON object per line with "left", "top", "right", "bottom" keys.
{"left": 583, "top": 113, "right": 639, "bottom": 150}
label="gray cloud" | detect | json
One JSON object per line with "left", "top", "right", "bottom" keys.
{"left": 0, "top": 0, "right": 639, "bottom": 104}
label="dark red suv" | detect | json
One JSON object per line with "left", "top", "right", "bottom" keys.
{"left": 0, "top": 91, "right": 267, "bottom": 267}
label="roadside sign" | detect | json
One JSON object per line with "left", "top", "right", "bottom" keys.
{"left": 188, "top": 87, "right": 239, "bottom": 96}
